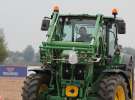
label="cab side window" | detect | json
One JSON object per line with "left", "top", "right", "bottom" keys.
{"left": 109, "top": 24, "right": 116, "bottom": 56}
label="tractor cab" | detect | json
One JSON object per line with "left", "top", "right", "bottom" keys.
{"left": 42, "top": 14, "right": 96, "bottom": 42}
{"left": 57, "top": 15, "right": 96, "bottom": 42}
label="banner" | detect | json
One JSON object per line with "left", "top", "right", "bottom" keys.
{"left": 0, "top": 65, "right": 27, "bottom": 77}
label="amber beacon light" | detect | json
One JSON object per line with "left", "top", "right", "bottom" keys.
{"left": 53, "top": 5, "right": 59, "bottom": 12}
{"left": 112, "top": 8, "right": 118, "bottom": 15}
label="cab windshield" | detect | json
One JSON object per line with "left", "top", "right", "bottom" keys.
{"left": 59, "top": 18, "right": 96, "bottom": 42}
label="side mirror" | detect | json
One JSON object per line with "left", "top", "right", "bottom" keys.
{"left": 117, "top": 21, "right": 126, "bottom": 34}
{"left": 41, "top": 17, "right": 50, "bottom": 31}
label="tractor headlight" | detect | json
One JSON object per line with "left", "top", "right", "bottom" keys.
{"left": 62, "top": 64, "right": 72, "bottom": 79}
{"left": 74, "top": 64, "right": 84, "bottom": 80}
{"left": 68, "top": 51, "right": 78, "bottom": 64}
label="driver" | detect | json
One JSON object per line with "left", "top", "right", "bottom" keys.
{"left": 76, "top": 27, "right": 91, "bottom": 42}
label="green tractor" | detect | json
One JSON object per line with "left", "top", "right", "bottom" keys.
{"left": 22, "top": 7, "right": 134, "bottom": 100}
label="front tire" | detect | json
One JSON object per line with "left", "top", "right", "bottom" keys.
{"left": 98, "top": 75, "right": 129, "bottom": 100}
{"left": 22, "top": 74, "right": 49, "bottom": 100}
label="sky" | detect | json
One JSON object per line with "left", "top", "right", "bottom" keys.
{"left": 0, "top": 0, "right": 134, "bottom": 52}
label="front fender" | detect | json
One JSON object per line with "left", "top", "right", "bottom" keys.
{"left": 28, "top": 66, "right": 53, "bottom": 75}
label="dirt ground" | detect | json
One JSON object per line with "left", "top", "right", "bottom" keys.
{"left": 0, "top": 77, "right": 134, "bottom": 100}
{"left": 0, "top": 77, "right": 24, "bottom": 100}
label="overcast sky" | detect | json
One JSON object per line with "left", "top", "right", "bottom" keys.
{"left": 0, "top": 0, "right": 134, "bottom": 52}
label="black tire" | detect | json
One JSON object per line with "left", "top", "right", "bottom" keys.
{"left": 22, "top": 74, "right": 49, "bottom": 100}
{"left": 98, "top": 76, "right": 109, "bottom": 100}
{"left": 98, "top": 75, "right": 130, "bottom": 100}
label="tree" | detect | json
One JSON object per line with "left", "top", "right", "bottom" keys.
{"left": 23, "top": 45, "right": 35, "bottom": 62}
{"left": 0, "top": 29, "right": 8, "bottom": 63}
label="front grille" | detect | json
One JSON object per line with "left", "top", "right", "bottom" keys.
{"left": 62, "top": 64, "right": 85, "bottom": 80}
{"left": 62, "top": 64, "right": 72, "bottom": 79}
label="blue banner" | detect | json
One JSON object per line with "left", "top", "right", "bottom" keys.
{"left": 0, "top": 65, "right": 27, "bottom": 77}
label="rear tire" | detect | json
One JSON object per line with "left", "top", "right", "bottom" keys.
{"left": 98, "top": 75, "right": 130, "bottom": 100}
{"left": 22, "top": 74, "right": 49, "bottom": 100}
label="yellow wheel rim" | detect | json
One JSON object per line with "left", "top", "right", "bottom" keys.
{"left": 115, "top": 85, "right": 125, "bottom": 100}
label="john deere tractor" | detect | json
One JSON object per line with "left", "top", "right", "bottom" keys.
{"left": 22, "top": 7, "right": 134, "bottom": 100}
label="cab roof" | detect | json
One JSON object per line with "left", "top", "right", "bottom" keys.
{"left": 59, "top": 14, "right": 124, "bottom": 22}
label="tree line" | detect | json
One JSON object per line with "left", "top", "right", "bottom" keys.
{"left": 0, "top": 29, "right": 40, "bottom": 65}
{"left": 5, "top": 45, "right": 40, "bottom": 65}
